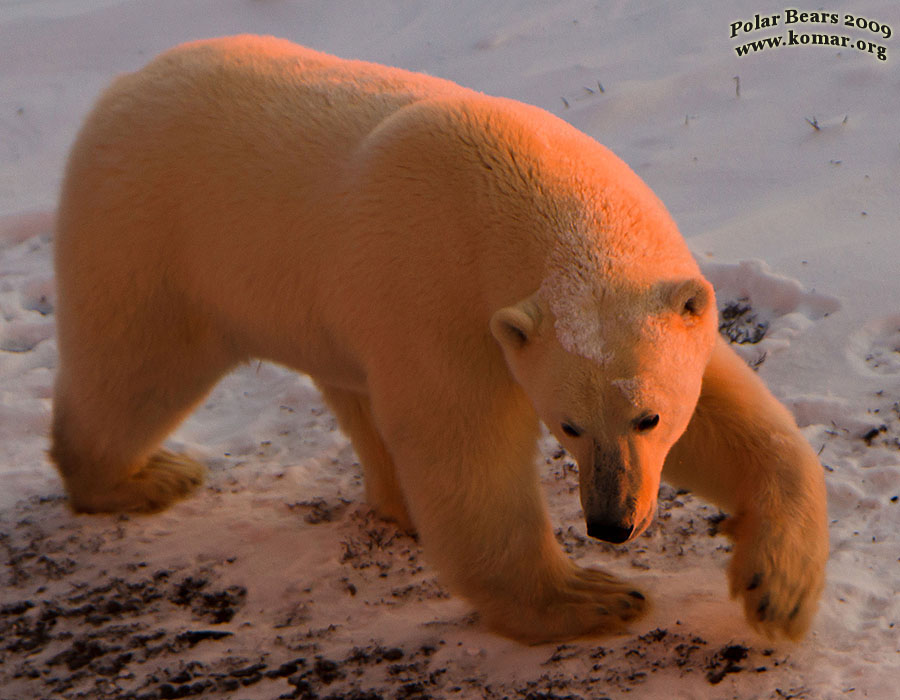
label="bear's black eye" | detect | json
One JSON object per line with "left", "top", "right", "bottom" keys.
{"left": 561, "top": 422, "right": 583, "bottom": 438}
{"left": 634, "top": 413, "right": 660, "bottom": 432}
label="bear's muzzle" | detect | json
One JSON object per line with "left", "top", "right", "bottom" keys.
{"left": 580, "top": 442, "right": 647, "bottom": 543}
{"left": 585, "top": 519, "right": 634, "bottom": 544}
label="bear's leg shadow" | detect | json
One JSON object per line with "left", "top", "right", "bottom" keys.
{"left": 368, "top": 378, "right": 648, "bottom": 643}
{"left": 315, "top": 383, "right": 413, "bottom": 530}
{"left": 662, "top": 336, "right": 828, "bottom": 640}
{"left": 51, "top": 309, "right": 235, "bottom": 514}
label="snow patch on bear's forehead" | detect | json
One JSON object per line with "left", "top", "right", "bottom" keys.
{"left": 539, "top": 264, "right": 695, "bottom": 372}
{"left": 537, "top": 226, "right": 662, "bottom": 365}
{"left": 538, "top": 269, "right": 613, "bottom": 364}
{"left": 611, "top": 377, "right": 648, "bottom": 407}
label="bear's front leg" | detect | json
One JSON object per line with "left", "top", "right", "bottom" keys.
{"left": 315, "top": 383, "right": 414, "bottom": 531}
{"left": 371, "top": 383, "right": 647, "bottom": 643}
{"left": 663, "top": 336, "right": 828, "bottom": 640}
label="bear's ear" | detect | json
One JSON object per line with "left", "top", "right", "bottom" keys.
{"left": 664, "top": 278, "right": 713, "bottom": 321}
{"left": 490, "top": 298, "right": 543, "bottom": 351}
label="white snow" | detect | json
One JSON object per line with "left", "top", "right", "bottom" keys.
{"left": 2, "top": 1, "right": 898, "bottom": 698}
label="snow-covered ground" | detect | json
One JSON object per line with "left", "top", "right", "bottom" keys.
{"left": 1, "top": 1, "right": 898, "bottom": 698}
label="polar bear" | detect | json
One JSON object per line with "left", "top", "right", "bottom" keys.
{"left": 51, "top": 35, "right": 828, "bottom": 643}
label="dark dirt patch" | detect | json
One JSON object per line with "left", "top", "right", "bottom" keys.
{"left": 706, "top": 643, "right": 750, "bottom": 684}
{"left": 0, "top": 568, "right": 249, "bottom": 698}
{"left": 719, "top": 299, "right": 769, "bottom": 345}
{"left": 289, "top": 497, "right": 352, "bottom": 524}
{"left": 168, "top": 575, "right": 246, "bottom": 623}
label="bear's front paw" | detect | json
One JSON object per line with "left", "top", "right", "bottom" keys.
{"left": 485, "top": 565, "right": 649, "bottom": 643}
{"left": 725, "top": 510, "right": 827, "bottom": 641}
{"left": 69, "top": 449, "right": 206, "bottom": 514}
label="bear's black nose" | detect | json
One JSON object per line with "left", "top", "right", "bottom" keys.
{"left": 586, "top": 520, "right": 634, "bottom": 544}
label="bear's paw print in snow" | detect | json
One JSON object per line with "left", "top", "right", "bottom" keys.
{"left": 700, "top": 259, "right": 840, "bottom": 368}
{"left": 847, "top": 315, "right": 900, "bottom": 376}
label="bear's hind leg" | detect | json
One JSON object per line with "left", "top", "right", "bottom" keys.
{"left": 316, "top": 384, "right": 413, "bottom": 530}
{"left": 51, "top": 316, "right": 235, "bottom": 514}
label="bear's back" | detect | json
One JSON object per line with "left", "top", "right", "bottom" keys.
{"left": 148, "top": 36, "right": 463, "bottom": 150}
{"left": 65, "top": 35, "right": 466, "bottom": 198}
{"left": 55, "top": 37, "right": 486, "bottom": 382}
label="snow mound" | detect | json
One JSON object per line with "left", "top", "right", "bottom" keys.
{"left": 701, "top": 258, "right": 840, "bottom": 366}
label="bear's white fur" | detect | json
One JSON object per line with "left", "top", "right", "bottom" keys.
{"left": 51, "top": 36, "right": 828, "bottom": 643}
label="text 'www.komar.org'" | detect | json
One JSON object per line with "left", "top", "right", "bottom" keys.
{"left": 731, "top": 9, "right": 891, "bottom": 62}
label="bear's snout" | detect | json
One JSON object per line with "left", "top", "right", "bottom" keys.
{"left": 585, "top": 519, "right": 634, "bottom": 544}
{"left": 579, "top": 442, "right": 655, "bottom": 544}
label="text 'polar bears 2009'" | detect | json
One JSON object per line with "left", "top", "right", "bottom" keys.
{"left": 730, "top": 9, "right": 891, "bottom": 61}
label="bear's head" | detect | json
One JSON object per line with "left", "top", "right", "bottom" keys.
{"left": 490, "top": 276, "right": 716, "bottom": 544}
